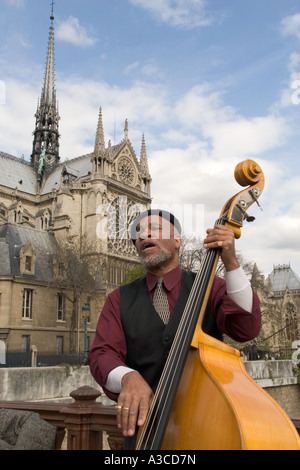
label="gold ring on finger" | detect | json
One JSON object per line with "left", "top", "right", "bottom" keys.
{"left": 122, "top": 407, "right": 130, "bottom": 412}
{"left": 115, "top": 405, "right": 122, "bottom": 410}
{"left": 217, "top": 241, "right": 222, "bottom": 247}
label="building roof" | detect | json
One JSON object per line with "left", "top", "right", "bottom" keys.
{"left": 0, "top": 223, "right": 57, "bottom": 282}
{"left": 0, "top": 140, "right": 140, "bottom": 196}
{"left": 268, "top": 264, "right": 300, "bottom": 292}
{"left": 0, "top": 152, "right": 38, "bottom": 195}
{"left": 0, "top": 151, "right": 93, "bottom": 196}
{"left": 40, "top": 153, "right": 93, "bottom": 195}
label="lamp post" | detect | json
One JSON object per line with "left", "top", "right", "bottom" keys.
{"left": 82, "top": 303, "right": 90, "bottom": 364}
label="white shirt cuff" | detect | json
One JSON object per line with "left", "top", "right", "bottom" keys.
{"left": 225, "top": 267, "right": 253, "bottom": 313}
{"left": 104, "top": 366, "right": 135, "bottom": 394}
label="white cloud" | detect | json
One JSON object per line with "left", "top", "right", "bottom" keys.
{"left": 123, "top": 62, "right": 139, "bottom": 75}
{"left": 123, "top": 60, "right": 165, "bottom": 81}
{"left": 4, "top": 0, "right": 24, "bottom": 7}
{"left": 130, "top": 0, "right": 211, "bottom": 29}
{"left": 279, "top": 15, "right": 300, "bottom": 107}
{"left": 272, "top": 51, "right": 300, "bottom": 108}
{"left": 55, "top": 77, "right": 171, "bottom": 159}
{"left": 173, "top": 85, "right": 288, "bottom": 159}
{"left": 281, "top": 13, "right": 300, "bottom": 40}
{"left": 209, "top": 116, "right": 287, "bottom": 158}
{"left": 0, "top": 79, "right": 38, "bottom": 158}
{"left": 17, "top": 34, "right": 32, "bottom": 49}
{"left": 288, "top": 51, "right": 300, "bottom": 71}
{"left": 56, "top": 16, "right": 98, "bottom": 47}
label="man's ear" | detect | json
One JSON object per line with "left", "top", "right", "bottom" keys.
{"left": 174, "top": 235, "right": 182, "bottom": 249}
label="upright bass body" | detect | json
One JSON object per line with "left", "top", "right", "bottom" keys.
{"left": 162, "top": 333, "right": 300, "bottom": 450}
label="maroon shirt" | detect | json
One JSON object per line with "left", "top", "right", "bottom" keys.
{"left": 88, "top": 266, "right": 261, "bottom": 399}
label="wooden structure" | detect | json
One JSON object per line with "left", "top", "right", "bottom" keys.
{"left": 0, "top": 386, "right": 124, "bottom": 450}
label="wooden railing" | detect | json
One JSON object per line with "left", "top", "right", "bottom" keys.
{"left": 291, "top": 417, "right": 300, "bottom": 436}
{"left": 0, "top": 386, "right": 299, "bottom": 450}
{"left": 0, "top": 386, "right": 124, "bottom": 450}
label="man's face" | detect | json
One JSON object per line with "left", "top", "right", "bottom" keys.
{"left": 134, "top": 215, "right": 181, "bottom": 269}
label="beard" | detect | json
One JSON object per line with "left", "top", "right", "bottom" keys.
{"left": 139, "top": 245, "right": 173, "bottom": 269}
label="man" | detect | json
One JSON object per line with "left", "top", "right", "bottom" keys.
{"left": 88, "top": 209, "right": 261, "bottom": 447}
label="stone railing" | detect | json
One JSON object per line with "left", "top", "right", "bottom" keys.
{"left": 0, "top": 386, "right": 124, "bottom": 450}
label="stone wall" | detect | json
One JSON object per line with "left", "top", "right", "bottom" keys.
{"left": 244, "top": 360, "right": 300, "bottom": 416}
{"left": 0, "top": 365, "right": 113, "bottom": 406}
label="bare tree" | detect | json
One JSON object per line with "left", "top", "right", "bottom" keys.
{"left": 179, "top": 235, "right": 253, "bottom": 278}
{"left": 179, "top": 236, "right": 205, "bottom": 272}
{"left": 49, "top": 235, "right": 104, "bottom": 353}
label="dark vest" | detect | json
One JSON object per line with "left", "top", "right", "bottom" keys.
{"left": 120, "top": 270, "right": 222, "bottom": 392}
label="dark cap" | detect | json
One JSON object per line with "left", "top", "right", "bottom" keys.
{"left": 130, "top": 209, "right": 182, "bottom": 244}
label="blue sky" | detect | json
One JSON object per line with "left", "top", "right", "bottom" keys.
{"left": 1, "top": 0, "right": 300, "bottom": 274}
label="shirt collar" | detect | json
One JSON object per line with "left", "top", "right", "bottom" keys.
{"left": 146, "top": 265, "right": 182, "bottom": 292}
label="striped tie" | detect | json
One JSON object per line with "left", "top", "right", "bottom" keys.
{"left": 153, "top": 277, "right": 170, "bottom": 325}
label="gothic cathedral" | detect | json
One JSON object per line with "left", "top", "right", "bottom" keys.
{"left": 0, "top": 10, "right": 151, "bottom": 357}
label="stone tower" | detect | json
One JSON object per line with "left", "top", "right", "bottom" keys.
{"left": 31, "top": 7, "right": 60, "bottom": 184}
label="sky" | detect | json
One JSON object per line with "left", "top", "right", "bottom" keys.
{"left": 1, "top": 0, "right": 300, "bottom": 276}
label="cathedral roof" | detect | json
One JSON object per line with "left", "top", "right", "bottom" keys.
{"left": 0, "top": 138, "right": 146, "bottom": 196}
{"left": 0, "top": 223, "right": 57, "bottom": 282}
{"left": 41, "top": 153, "right": 93, "bottom": 194}
{"left": 267, "top": 264, "right": 300, "bottom": 292}
{"left": 0, "top": 152, "right": 37, "bottom": 195}
{"left": 0, "top": 151, "right": 93, "bottom": 196}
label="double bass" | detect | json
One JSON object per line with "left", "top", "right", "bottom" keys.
{"left": 136, "top": 159, "right": 300, "bottom": 450}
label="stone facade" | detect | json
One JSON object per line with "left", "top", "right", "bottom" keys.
{"left": 251, "top": 263, "right": 300, "bottom": 351}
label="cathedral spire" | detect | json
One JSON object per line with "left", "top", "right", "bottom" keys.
{"left": 124, "top": 119, "right": 129, "bottom": 141}
{"left": 42, "top": 8, "right": 56, "bottom": 105}
{"left": 31, "top": 5, "right": 60, "bottom": 181}
{"left": 139, "top": 134, "right": 151, "bottom": 196}
{"left": 140, "top": 134, "right": 150, "bottom": 176}
{"left": 94, "top": 107, "right": 105, "bottom": 156}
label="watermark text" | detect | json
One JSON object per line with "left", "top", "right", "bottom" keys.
{"left": 291, "top": 80, "right": 300, "bottom": 105}
{"left": 96, "top": 197, "right": 205, "bottom": 241}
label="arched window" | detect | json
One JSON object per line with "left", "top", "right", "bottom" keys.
{"left": 285, "top": 303, "right": 299, "bottom": 342}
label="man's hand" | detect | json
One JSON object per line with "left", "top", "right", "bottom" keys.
{"left": 116, "top": 371, "right": 153, "bottom": 437}
{"left": 204, "top": 225, "right": 239, "bottom": 272}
